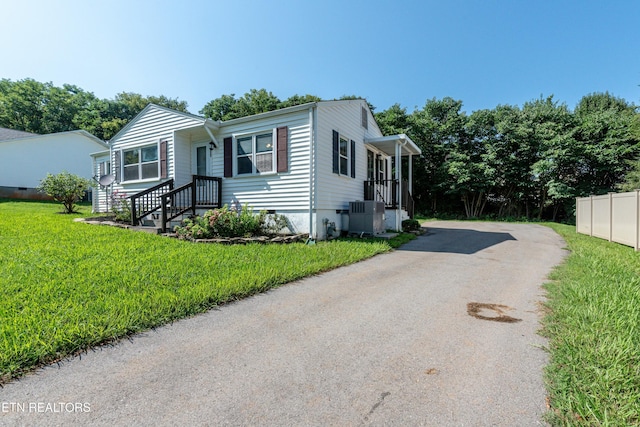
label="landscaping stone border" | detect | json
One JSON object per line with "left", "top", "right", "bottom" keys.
{"left": 75, "top": 217, "right": 308, "bottom": 244}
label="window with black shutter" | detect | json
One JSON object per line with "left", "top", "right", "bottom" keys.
{"left": 332, "top": 130, "right": 356, "bottom": 178}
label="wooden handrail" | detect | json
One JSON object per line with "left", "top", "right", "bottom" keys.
{"left": 159, "top": 175, "right": 222, "bottom": 232}
{"left": 129, "top": 179, "right": 174, "bottom": 225}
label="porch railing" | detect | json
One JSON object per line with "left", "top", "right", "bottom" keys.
{"left": 364, "top": 179, "right": 415, "bottom": 218}
{"left": 130, "top": 179, "right": 175, "bottom": 226}
{"left": 159, "top": 175, "right": 222, "bottom": 232}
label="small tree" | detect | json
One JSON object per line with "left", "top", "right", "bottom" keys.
{"left": 37, "top": 171, "right": 91, "bottom": 213}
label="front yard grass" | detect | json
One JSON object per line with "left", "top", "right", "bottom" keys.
{"left": 0, "top": 199, "right": 399, "bottom": 384}
{"left": 542, "top": 223, "right": 640, "bottom": 426}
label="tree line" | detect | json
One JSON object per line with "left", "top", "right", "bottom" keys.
{"left": 377, "top": 94, "right": 640, "bottom": 221}
{"left": 1, "top": 78, "right": 639, "bottom": 221}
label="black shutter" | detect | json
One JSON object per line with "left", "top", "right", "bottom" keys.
{"left": 160, "top": 140, "right": 168, "bottom": 179}
{"left": 350, "top": 140, "right": 356, "bottom": 178}
{"left": 224, "top": 137, "right": 233, "bottom": 177}
{"left": 277, "top": 126, "right": 288, "bottom": 173}
{"left": 114, "top": 150, "right": 121, "bottom": 183}
{"left": 332, "top": 130, "right": 339, "bottom": 174}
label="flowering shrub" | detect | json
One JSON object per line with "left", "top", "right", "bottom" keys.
{"left": 174, "top": 204, "right": 289, "bottom": 240}
{"left": 110, "top": 190, "right": 131, "bottom": 223}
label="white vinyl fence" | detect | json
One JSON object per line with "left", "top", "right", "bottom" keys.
{"left": 576, "top": 191, "right": 640, "bottom": 250}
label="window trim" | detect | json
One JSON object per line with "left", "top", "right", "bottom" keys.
{"left": 233, "top": 129, "right": 276, "bottom": 176}
{"left": 120, "top": 143, "right": 161, "bottom": 183}
{"left": 332, "top": 130, "right": 356, "bottom": 179}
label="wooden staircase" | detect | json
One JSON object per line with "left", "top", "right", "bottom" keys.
{"left": 129, "top": 175, "right": 222, "bottom": 233}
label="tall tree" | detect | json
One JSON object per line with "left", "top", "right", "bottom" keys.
{"left": 409, "top": 97, "right": 467, "bottom": 213}
{"left": 448, "top": 108, "right": 497, "bottom": 218}
{"left": 199, "top": 94, "right": 238, "bottom": 121}
{"left": 375, "top": 103, "right": 411, "bottom": 136}
{"left": 524, "top": 96, "right": 576, "bottom": 219}
{"left": 618, "top": 159, "right": 640, "bottom": 191}
{"left": 0, "top": 78, "right": 189, "bottom": 140}
{"left": 200, "top": 89, "right": 281, "bottom": 121}
{"left": 573, "top": 92, "right": 640, "bottom": 196}
{"left": 279, "top": 94, "right": 322, "bottom": 108}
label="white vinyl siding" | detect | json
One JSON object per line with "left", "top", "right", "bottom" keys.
{"left": 314, "top": 100, "right": 384, "bottom": 211}
{"left": 213, "top": 109, "right": 311, "bottom": 212}
{"left": 0, "top": 131, "right": 106, "bottom": 189}
{"left": 91, "top": 152, "right": 111, "bottom": 212}
{"left": 109, "top": 105, "right": 205, "bottom": 197}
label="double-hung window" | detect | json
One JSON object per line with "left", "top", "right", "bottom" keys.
{"left": 123, "top": 145, "right": 159, "bottom": 181}
{"left": 332, "top": 130, "right": 356, "bottom": 178}
{"left": 236, "top": 131, "right": 274, "bottom": 175}
{"left": 339, "top": 136, "right": 349, "bottom": 176}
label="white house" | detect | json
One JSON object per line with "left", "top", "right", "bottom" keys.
{"left": 92, "top": 100, "right": 421, "bottom": 239}
{"left": 0, "top": 128, "right": 107, "bottom": 199}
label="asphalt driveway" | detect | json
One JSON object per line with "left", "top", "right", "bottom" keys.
{"left": 1, "top": 221, "right": 567, "bottom": 426}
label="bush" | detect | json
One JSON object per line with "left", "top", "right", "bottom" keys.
{"left": 37, "top": 171, "right": 92, "bottom": 214}
{"left": 110, "top": 190, "right": 131, "bottom": 223}
{"left": 402, "top": 219, "right": 421, "bottom": 232}
{"left": 174, "top": 204, "right": 290, "bottom": 240}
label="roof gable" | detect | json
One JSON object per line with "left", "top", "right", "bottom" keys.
{"left": 109, "top": 104, "right": 206, "bottom": 143}
{"left": 0, "top": 127, "right": 37, "bottom": 142}
{"left": 0, "top": 129, "right": 106, "bottom": 148}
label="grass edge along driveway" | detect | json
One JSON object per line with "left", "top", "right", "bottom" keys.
{"left": 542, "top": 223, "right": 640, "bottom": 426}
{"left": 0, "top": 200, "right": 405, "bottom": 384}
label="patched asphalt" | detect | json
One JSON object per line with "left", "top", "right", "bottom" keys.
{"left": 1, "top": 221, "right": 567, "bottom": 426}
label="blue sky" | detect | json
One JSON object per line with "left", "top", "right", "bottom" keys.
{"left": 3, "top": 0, "right": 640, "bottom": 115}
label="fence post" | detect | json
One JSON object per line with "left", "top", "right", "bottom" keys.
{"left": 589, "top": 196, "right": 593, "bottom": 237}
{"left": 575, "top": 197, "right": 581, "bottom": 234}
{"left": 608, "top": 192, "right": 613, "bottom": 242}
{"left": 636, "top": 190, "right": 640, "bottom": 251}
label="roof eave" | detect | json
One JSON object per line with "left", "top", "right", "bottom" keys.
{"left": 364, "top": 133, "right": 422, "bottom": 156}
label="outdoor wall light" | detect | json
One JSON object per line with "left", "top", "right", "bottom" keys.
{"left": 209, "top": 140, "right": 217, "bottom": 152}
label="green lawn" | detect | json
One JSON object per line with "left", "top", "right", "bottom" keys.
{"left": 3, "top": 202, "right": 638, "bottom": 424}
{"left": 542, "top": 223, "right": 640, "bottom": 426}
{"left": 0, "top": 199, "right": 399, "bottom": 384}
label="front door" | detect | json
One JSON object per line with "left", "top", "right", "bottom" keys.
{"left": 193, "top": 144, "right": 209, "bottom": 176}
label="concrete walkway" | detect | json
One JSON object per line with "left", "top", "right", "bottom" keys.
{"left": 1, "top": 221, "right": 567, "bottom": 426}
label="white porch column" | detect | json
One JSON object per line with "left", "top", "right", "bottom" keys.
{"left": 395, "top": 141, "right": 402, "bottom": 231}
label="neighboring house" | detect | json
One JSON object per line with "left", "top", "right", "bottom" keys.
{"left": 0, "top": 128, "right": 107, "bottom": 199}
{"left": 92, "top": 100, "right": 421, "bottom": 240}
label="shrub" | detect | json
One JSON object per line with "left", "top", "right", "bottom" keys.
{"left": 174, "top": 204, "right": 290, "bottom": 240}
{"left": 37, "top": 171, "right": 92, "bottom": 214}
{"left": 402, "top": 219, "right": 421, "bottom": 232}
{"left": 110, "top": 190, "right": 131, "bottom": 223}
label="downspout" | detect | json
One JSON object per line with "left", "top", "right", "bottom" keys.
{"left": 203, "top": 124, "right": 219, "bottom": 148}
{"left": 308, "top": 105, "right": 317, "bottom": 240}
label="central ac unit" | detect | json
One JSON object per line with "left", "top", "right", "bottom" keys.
{"left": 348, "top": 201, "right": 385, "bottom": 235}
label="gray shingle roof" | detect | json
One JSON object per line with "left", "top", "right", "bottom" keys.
{"left": 0, "top": 127, "right": 37, "bottom": 141}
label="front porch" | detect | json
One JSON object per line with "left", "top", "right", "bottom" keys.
{"left": 363, "top": 179, "right": 415, "bottom": 218}
{"left": 364, "top": 134, "right": 421, "bottom": 229}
